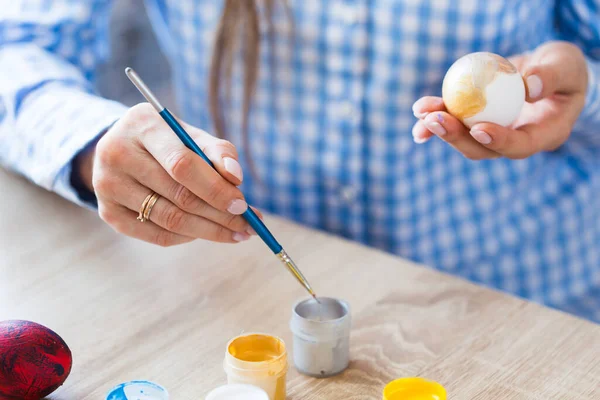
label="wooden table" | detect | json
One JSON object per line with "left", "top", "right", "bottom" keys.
{"left": 1, "top": 168, "right": 599, "bottom": 400}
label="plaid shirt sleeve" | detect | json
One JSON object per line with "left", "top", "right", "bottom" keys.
{"left": 0, "top": 1, "right": 128, "bottom": 207}
{"left": 556, "top": 0, "right": 600, "bottom": 147}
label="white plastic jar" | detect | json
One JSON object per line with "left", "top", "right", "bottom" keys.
{"left": 205, "top": 384, "right": 269, "bottom": 400}
{"left": 289, "top": 297, "right": 351, "bottom": 377}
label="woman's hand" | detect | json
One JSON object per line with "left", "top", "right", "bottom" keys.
{"left": 412, "top": 41, "right": 588, "bottom": 160}
{"left": 76, "top": 103, "right": 259, "bottom": 246}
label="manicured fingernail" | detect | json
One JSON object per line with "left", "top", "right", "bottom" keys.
{"left": 412, "top": 122, "right": 429, "bottom": 143}
{"left": 227, "top": 199, "right": 248, "bottom": 215}
{"left": 412, "top": 103, "right": 428, "bottom": 119}
{"left": 471, "top": 129, "right": 492, "bottom": 144}
{"left": 425, "top": 121, "right": 447, "bottom": 136}
{"left": 526, "top": 75, "right": 543, "bottom": 99}
{"left": 233, "top": 232, "right": 250, "bottom": 242}
{"left": 224, "top": 157, "right": 243, "bottom": 182}
{"left": 246, "top": 226, "right": 257, "bottom": 235}
{"left": 411, "top": 122, "right": 421, "bottom": 137}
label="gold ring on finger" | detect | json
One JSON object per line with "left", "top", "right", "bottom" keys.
{"left": 142, "top": 192, "right": 160, "bottom": 222}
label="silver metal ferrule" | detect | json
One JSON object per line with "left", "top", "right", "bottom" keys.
{"left": 125, "top": 67, "right": 164, "bottom": 112}
{"left": 277, "top": 249, "right": 316, "bottom": 296}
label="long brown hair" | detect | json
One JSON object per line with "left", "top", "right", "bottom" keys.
{"left": 209, "top": 0, "right": 290, "bottom": 171}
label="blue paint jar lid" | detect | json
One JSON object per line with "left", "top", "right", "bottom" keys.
{"left": 106, "top": 380, "right": 169, "bottom": 400}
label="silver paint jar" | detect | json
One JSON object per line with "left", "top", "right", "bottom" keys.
{"left": 289, "top": 297, "right": 351, "bottom": 378}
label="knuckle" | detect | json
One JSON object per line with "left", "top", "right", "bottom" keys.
{"left": 92, "top": 172, "right": 117, "bottom": 197}
{"left": 191, "top": 198, "right": 210, "bottom": 216}
{"left": 96, "top": 136, "right": 129, "bottom": 167}
{"left": 111, "top": 220, "right": 127, "bottom": 235}
{"left": 126, "top": 103, "right": 157, "bottom": 125}
{"left": 123, "top": 103, "right": 160, "bottom": 135}
{"left": 98, "top": 206, "right": 119, "bottom": 228}
{"left": 440, "top": 129, "right": 458, "bottom": 142}
{"left": 203, "top": 138, "right": 239, "bottom": 159}
{"left": 166, "top": 150, "right": 195, "bottom": 182}
{"left": 163, "top": 206, "right": 186, "bottom": 232}
{"left": 204, "top": 178, "right": 228, "bottom": 206}
{"left": 171, "top": 184, "right": 198, "bottom": 211}
{"left": 215, "top": 138, "right": 238, "bottom": 154}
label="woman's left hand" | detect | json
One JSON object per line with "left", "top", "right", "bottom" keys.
{"left": 411, "top": 41, "right": 588, "bottom": 160}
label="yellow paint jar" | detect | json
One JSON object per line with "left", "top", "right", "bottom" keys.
{"left": 383, "top": 377, "right": 446, "bottom": 400}
{"left": 223, "top": 333, "right": 288, "bottom": 400}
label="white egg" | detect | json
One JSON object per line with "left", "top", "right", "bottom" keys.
{"left": 442, "top": 52, "right": 525, "bottom": 128}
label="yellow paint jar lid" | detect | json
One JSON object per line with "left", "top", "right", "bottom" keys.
{"left": 383, "top": 377, "right": 446, "bottom": 400}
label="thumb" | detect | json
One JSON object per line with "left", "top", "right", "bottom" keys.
{"left": 520, "top": 41, "right": 588, "bottom": 103}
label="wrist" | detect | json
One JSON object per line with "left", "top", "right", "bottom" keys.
{"left": 70, "top": 120, "right": 116, "bottom": 204}
{"left": 73, "top": 144, "right": 96, "bottom": 193}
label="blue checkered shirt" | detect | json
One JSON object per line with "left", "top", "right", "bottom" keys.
{"left": 1, "top": 0, "right": 600, "bottom": 322}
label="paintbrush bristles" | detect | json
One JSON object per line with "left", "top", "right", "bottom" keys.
{"left": 277, "top": 249, "right": 318, "bottom": 300}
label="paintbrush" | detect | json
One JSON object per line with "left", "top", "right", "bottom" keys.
{"left": 125, "top": 67, "right": 319, "bottom": 303}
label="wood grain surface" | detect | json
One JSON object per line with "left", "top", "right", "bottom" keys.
{"left": 0, "top": 168, "right": 598, "bottom": 400}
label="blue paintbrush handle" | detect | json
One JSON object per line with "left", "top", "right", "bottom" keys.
{"left": 159, "top": 108, "right": 283, "bottom": 254}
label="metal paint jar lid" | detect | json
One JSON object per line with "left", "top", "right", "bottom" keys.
{"left": 383, "top": 377, "right": 446, "bottom": 400}
{"left": 289, "top": 297, "right": 351, "bottom": 378}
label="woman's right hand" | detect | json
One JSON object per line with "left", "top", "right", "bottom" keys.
{"left": 83, "top": 103, "right": 258, "bottom": 246}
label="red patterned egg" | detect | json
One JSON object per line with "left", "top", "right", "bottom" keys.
{"left": 0, "top": 320, "right": 72, "bottom": 400}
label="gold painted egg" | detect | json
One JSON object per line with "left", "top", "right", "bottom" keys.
{"left": 442, "top": 52, "right": 525, "bottom": 128}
